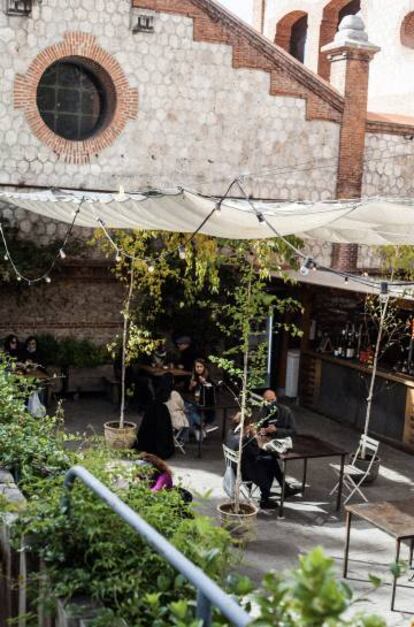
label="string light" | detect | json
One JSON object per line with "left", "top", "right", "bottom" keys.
{"left": 299, "top": 257, "right": 316, "bottom": 277}
{"left": 3, "top": 253, "right": 8, "bottom": 261}
{"left": 147, "top": 264, "right": 155, "bottom": 273}
{"left": 45, "top": 276, "right": 51, "bottom": 283}
{"left": 257, "top": 213, "right": 266, "bottom": 225}
{"left": 59, "top": 248, "right": 66, "bottom": 259}
{"left": 115, "top": 251, "right": 122, "bottom": 262}
{"left": 178, "top": 245, "right": 186, "bottom": 260}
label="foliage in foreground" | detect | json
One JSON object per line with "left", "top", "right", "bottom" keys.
{"left": 0, "top": 362, "right": 386, "bottom": 626}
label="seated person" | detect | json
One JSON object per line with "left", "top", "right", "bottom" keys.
{"left": 150, "top": 339, "right": 174, "bottom": 369}
{"left": 158, "top": 373, "right": 190, "bottom": 443}
{"left": 136, "top": 384, "right": 175, "bottom": 460}
{"left": 137, "top": 453, "right": 193, "bottom": 505}
{"left": 20, "top": 336, "right": 46, "bottom": 372}
{"left": 137, "top": 452, "right": 174, "bottom": 491}
{"left": 185, "top": 358, "right": 217, "bottom": 439}
{"left": 227, "top": 413, "right": 300, "bottom": 510}
{"left": 257, "top": 389, "right": 297, "bottom": 438}
{"left": 2, "top": 334, "right": 20, "bottom": 361}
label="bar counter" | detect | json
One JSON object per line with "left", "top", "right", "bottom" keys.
{"left": 300, "top": 350, "right": 414, "bottom": 451}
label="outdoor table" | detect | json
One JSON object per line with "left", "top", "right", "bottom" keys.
{"left": 265, "top": 434, "right": 348, "bottom": 518}
{"left": 344, "top": 500, "right": 414, "bottom": 612}
{"left": 137, "top": 365, "right": 192, "bottom": 377}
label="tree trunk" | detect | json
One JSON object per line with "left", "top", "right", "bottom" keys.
{"left": 119, "top": 264, "right": 135, "bottom": 429}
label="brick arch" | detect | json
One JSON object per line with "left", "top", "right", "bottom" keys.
{"left": 275, "top": 10, "right": 308, "bottom": 63}
{"left": 13, "top": 32, "right": 139, "bottom": 164}
{"left": 401, "top": 12, "right": 414, "bottom": 49}
{"left": 318, "top": 0, "right": 361, "bottom": 79}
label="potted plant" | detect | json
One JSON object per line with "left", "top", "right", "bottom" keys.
{"left": 104, "top": 263, "right": 156, "bottom": 448}
{"left": 211, "top": 244, "right": 300, "bottom": 536}
{"left": 357, "top": 245, "right": 414, "bottom": 481}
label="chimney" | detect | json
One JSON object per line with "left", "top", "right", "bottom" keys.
{"left": 321, "top": 15, "right": 380, "bottom": 273}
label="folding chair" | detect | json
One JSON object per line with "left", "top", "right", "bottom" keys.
{"left": 174, "top": 428, "right": 186, "bottom": 455}
{"left": 330, "top": 434, "right": 379, "bottom": 505}
{"left": 222, "top": 444, "right": 260, "bottom": 501}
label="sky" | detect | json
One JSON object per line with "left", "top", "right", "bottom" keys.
{"left": 218, "top": 0, "right": 254, "bottom": 24}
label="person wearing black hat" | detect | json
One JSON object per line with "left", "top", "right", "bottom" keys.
{"left": 175, "top": 335, "right": 196, "bottom": 372}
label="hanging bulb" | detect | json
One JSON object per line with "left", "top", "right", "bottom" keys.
{"left": 299, "top": 257, "right": 315, "bottom": 277}
{"left": 362, "top": 271, "right": 369, "bottom": 277}
{"left": 59, "top": 248, "right": 66, "bottom": 259}
{"left": 115, "top": 250, "right": 122, "bottom": 262}
{"left": 215, "top": 201, "right": 222, "bottom": 214}
{"left": 344, "top": 277, "right": 349, "bottom": 283}
{"left": 178, "top": 245, "right": 186, "bottom": 260}
{"left": 148, "top": 264, "right": 155, "bottom": 273}
{"left": 4, "top": 253, "right": 8, "bottom": 261}
{"left": 45, "top": 276, "right": 51, "bottom": 283}
{"left": 17, "top": 275, "right": 22, "bottom": 282}
{"left": 117, "top": 185, "right": 127, "bottom": 202}
{"left": 257, "top": 213, "right": 266, "bottom": 225}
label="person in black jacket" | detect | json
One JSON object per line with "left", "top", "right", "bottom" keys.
{"left": 227, "top": 413, "right": 300, "bottom": 509}
{"left": 257, "top": 389, "right": 297, "bottom": 438}
{"left": 135, "top": 379, "right": 175, "bottom": 460}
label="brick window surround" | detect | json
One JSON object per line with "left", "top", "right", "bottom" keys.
{"left": 401, "top": 12, "right": 414, "bottom": 49}
{"left": 274, "top": 10, "right": 308, "bottom": 57}
{"left": 14, "top": 32, "right": 139, "bottom": 164}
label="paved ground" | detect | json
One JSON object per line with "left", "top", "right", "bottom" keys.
{"left": 63, "top": 395, "right": 414, "bottom": 626}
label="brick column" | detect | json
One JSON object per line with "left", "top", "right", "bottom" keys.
{"left": 322, "top": 15, "right": 380, "bottom": 273}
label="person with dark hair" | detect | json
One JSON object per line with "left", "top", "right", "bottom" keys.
{"left": 20, "top": 336, "right": 45, "bottom": 371}
{"left": 137, "top": 452, "right": 174, "bottom": 491}
{"left": 2, "top": 334, "right": 20, "bottom": 360}
{"left": 136, "top": 374, "right": 175, "bottom": 459}
{"left": 185, "top": 358, "right": 217, "bottom": 440}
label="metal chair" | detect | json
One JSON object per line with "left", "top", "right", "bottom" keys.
{"left": 330, "top": 434, "right": 380, "bottom": 505}
{"left": 174, "top": 428, "right": 186, "bottom": 455}
{"left": 222, "top": 444, "right": 260, "bottom": 501}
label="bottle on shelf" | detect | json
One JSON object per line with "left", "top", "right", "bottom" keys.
{"left": 345, "top": 326, "right": 355, "bottom": 360}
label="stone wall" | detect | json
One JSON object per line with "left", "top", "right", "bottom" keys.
{"left": 362, "top": 132, "right": 414, "bottom": 197}
{"left": 0, "top": 0, "right": 340, "bottom": 199}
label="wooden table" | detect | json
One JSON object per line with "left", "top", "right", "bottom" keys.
{"left": 344, "top": 500, "right": 414, "bottom": 612}
{"left": 275, "top": 434, "right": 348, "bottom": 518}
{"left": 17, "top": 368, "right": 49, "bottom": 381}
{"left": 137, "top": 365, "right": 192, "bottom": 377}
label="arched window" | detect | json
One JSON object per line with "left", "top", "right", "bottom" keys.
{"left": 275, "top": 11, "right": 308, "bottom": 63}
{"left": 318, "top": 0, "right": 361, "bottom": 79}
{"left": 401, "top": 12, "right": 414, "bottom": 49}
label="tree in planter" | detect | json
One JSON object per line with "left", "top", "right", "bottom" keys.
{"left": 209, "top": 241, "right": 301, "bottom": 516}
{"left": 361, "top": 245, "right": 414, "bottom": 459}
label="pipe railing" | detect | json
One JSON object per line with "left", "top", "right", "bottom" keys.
{"left": 62, "top": 465, "right": 251, "bottom": 627}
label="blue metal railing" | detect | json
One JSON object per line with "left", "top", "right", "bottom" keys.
{"left": 62, "top": 465, "right": 251, "bottom": 627}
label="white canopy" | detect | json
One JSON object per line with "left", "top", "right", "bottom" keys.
{"left": 2, "top": 188, "right": 414, "bottom": 244}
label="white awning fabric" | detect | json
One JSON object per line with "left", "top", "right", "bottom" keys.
{"left": 2, "top": 188, "right": 414, "bottom": 244}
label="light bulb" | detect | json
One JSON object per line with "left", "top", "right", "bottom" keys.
{"left": 178, "top": 246, "right": 186, "bottom": 260}
{"left": 45, "top": 276, "right": 51, "bottom": 283}
{"left": 117, "top": 185, "right": 127, "bottom": 201}
{"left": 344, "top": 277, "right": 349, "bottom": 283}
{"left": 17, "top": 275, "right": 22, "bottom": 282}
{"left": 148, "top": 264, "right": 155, "bottom": 273}
{"left": 59, "top": 249, "right": 66, "bottom": 259}
{"left": 257, "top": 213, "right": 266, "bottom": 225}
{"left": 115, "top": 251, "right": 122, "bottom": 262}
{"left": 215, "top": 201, "right": 222, "bottom": 214}
{"left": 4, "top": 253, "right": 8, "bottom": 261}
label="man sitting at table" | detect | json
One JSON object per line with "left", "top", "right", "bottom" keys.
{"left": 227, "top": 413, "right": 301, "bottom": 510}
{"left": 257, "top": 389, "right": 297, "bottom": 438}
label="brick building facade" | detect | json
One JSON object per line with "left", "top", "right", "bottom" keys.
{"left": 255, "top": 0, "right": 414, "bottom": 116}
{"left": 1, "top": 0, "right": 414, "bottom": 342}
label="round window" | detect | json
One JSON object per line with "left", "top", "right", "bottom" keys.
{"left": 36, "top": 58, "right": 114, "bottom": 141}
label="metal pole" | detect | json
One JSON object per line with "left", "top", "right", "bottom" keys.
{"left": 63, "top": 465, "right": 251, "bottom": 627}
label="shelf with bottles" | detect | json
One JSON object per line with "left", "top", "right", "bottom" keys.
{"left": 310, "top": 307, "right": 414, "bottom": 376}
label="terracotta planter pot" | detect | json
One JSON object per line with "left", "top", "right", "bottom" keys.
{"left": 217, "top": 501, "right": 258, "bottom": 540}
{"left": 104, "top": 421, "right": 137, "bottom": 449}
{"left": 352, "top": 454, "right": 381, "bottom": 484}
